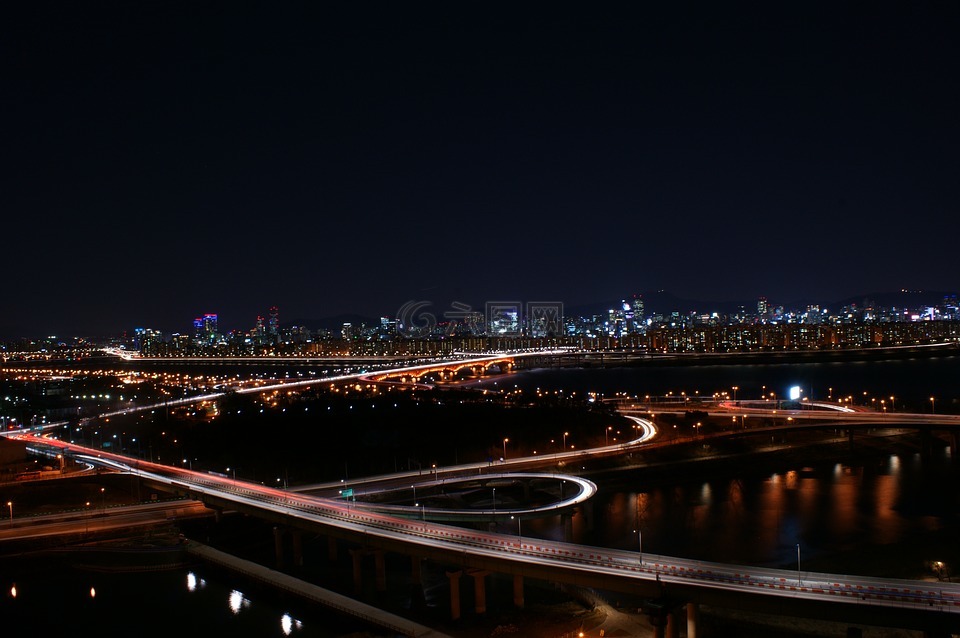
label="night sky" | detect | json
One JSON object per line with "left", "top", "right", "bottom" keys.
{"left": 4, "top": 3, "right": 959, "bottom": 338}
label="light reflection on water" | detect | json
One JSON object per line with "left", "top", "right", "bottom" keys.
{"left": 507, "top": 358, "right": 960, "bottom": 572}
{"left": 579, "top": 447, "right": 958, "bottom": 569}
{"left": 0, "top": 566, "right": 337, "bottom": 637}
{"left": 228, "top": 589, "right": 249, "bottom": 615}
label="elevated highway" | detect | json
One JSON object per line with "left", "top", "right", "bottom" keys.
{"left": 13, "top": 419, "right": 960, "bottom": 635}
{"left": 7, "top": 354, "right": 960, "bottom": 633}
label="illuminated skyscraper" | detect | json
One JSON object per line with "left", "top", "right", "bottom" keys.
{"left": 757, "top": 296, "right": 769, "bottom": 318}
{"left": 268, "top": 306, "right": 279, "bottom": 338}
{"left": 625, "top": 294, "right": 646, "bottom": 334}
{"left": 202, "top": 313, "right": 218, "bottom": 341}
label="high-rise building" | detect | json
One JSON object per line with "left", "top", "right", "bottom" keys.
{"left": 380, "top": 316, "right": 397, "bottom": 336}
{"left": 632, "top": 294, "right": 644, "bottom": 322}
{"left": 268, "top": 306, "right": 279, "bottom": 338}
{"left": 758, "top": 296, "right": 769, "bottom": 318}
{"left": 202, "top": 313, "right": 218, "bottom": 341}
{"left": 133, "top": 327, "right": 162, "bottom": 352}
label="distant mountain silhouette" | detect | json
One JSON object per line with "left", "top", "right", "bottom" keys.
{"left": 285, "top": 313, "right": 378, "bottom": 332}
{"left": 566, "top": 289, "right": 957, "bottom": 318}
{"left": 286, "top": 290, "right": 957, "bottom": 332}
{"left": 831, "top": 290, "right": 955, "bottom": 310}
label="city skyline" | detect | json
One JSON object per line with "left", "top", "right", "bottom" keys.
{"left": 3, "top": 285, "right": 960, "bottom": 342}
{"left": 4, "top": 5, "right": 960, "bottom": 336}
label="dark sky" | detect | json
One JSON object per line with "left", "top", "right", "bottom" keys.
{"left": 4, "top": 3, "right": 959, "bottom": 337}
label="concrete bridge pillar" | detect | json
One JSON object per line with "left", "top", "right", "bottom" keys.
{"left": 686, "top": 602, "right": 700, "bottom": 638}
{"left": 273, "top": 526, "right": 284, "bottom": 569}
{"left": 374, "top": 549, "right": 386, "bottom": 592}
{"left": 410, "top": 556, "right": 425, "bottom": 608}
{"left": 411, "top": 555, "right": 422, "bottom": 585}
{"left": 920, "top": 429, "right": 933, "bottom": 461}
{"left": 649, "top": 614, "right": 666, "bottom": 638}
{"left": 665, "top": 609, "right": 680, "bottom": 638}
{"left": 513, "top": 574, "right": 524, "bottom": 609}
{"left": 561, "top": 513, "right": 574, "bottom": 543}
{"left": 349, "top": 549, "right": 364, "bottom": 595}
{"left": 328, "top": 536, "right": 338, "bottom": 562}
{"left": 291, "top": 530, "right": 303, "bottom": 569}
{"left": 469, "top": 569, "right": 489, "bottom": 614}
{"left": 446, "top": 570, "right": 463, "bottom": 621}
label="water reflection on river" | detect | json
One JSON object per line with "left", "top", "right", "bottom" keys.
{"left": 504, "top": 357, "right": 960, "bottom": 575}
{"left": 552, "top": 447, "right": 960, "bottom": 575}
{"left": 0, "top": 561, "right": 371, "bottom": 638}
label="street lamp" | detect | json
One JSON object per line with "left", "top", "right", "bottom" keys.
{"left": 100, "top": 487, "right": 105, "bottom": 515}
{"left": 512, "top": 515, "right": 521, "bottom": 540}
{"left": 732, "top": 386, "right": 739, "bottom": 403}
{"left": 930, "top": 397, "right": 936, "bottom": 414}
{"left": 605, "top": 426, "right": 612, "bottom": 446}
{"left": 634, "top": 528, "right": 643, "bottom": 564}
{"left": 563, "top": 432, "right": 569, "bottom": 451}
{"left": 6, "top": 501, "right": 11, "bottom": 524}
{"left": 797, "top": 543, "right": 802, "bottom": 586}
{"left": 502, "top": 438, "right": 509, "bottom": 461}
{"left": 492, "top": 487, "right": 496, "bottom": 514}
